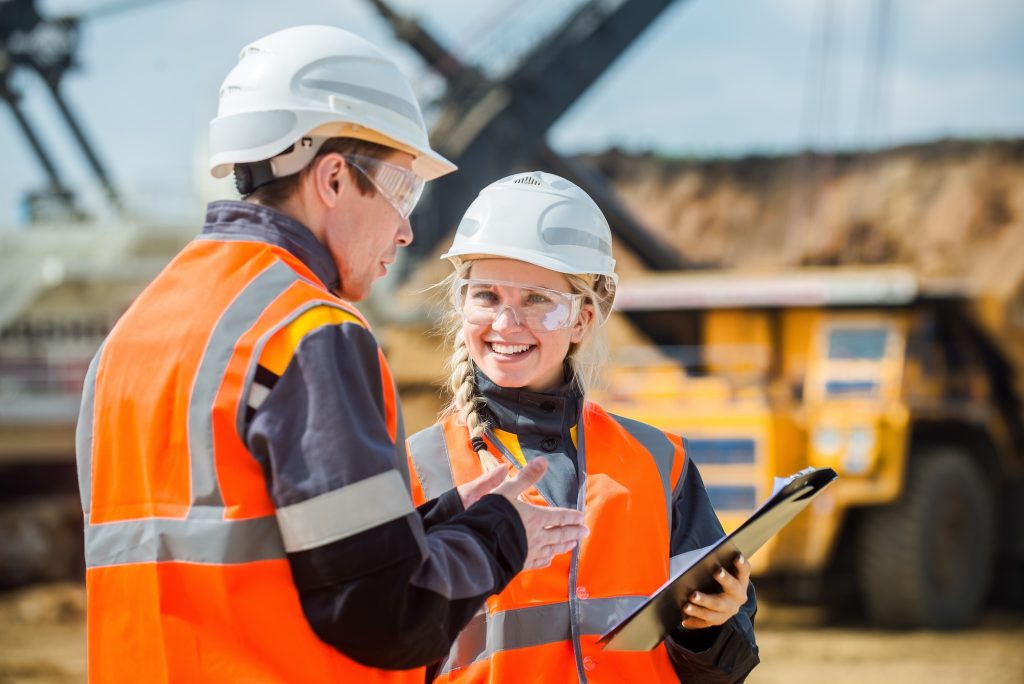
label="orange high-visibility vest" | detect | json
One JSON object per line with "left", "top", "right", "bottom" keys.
{"left": 76, "top": 233, "right": 419, "bottom": 683}
{"left": 407, "top": 404, "right": 687, "bottom": 682}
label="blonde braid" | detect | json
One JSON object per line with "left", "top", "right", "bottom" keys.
{"left": 449, "top": 328, "right": 504, "bottom": 472}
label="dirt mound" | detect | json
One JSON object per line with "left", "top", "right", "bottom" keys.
{"left": 584, "top": 139, "right": 1024, "bottom": 285}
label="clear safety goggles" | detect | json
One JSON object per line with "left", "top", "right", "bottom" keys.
{"left": 344, "top": 154, "right": 425, "bottom": 219}
{"left": 454, "top": 279, "right": 584, "bottom": 332}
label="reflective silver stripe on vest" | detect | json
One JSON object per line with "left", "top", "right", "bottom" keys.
{"left": 84, "top": 254, "right": 305, "bottom": 568}
{"left": 75, "top": 341, "right": 104, "bottom": 516}
{"left": 609, "top": 413, "right": 675, "bottom": 525}
{"left": 188, "top": 260, "right": 299, "bottom": 512}
{"left": 440, "top": 596, "right": 647, "bottom": 675}
{"left": 569, "top": 417, "right": 589, "bottom": 682}
{"left": 276, "top": 470, "right": 415, "bottom": 553}
{"left": 85, "top": 514, "right": 285, "bottom": 567}
{"left": 407, "top": 424, "right": 455, "bottom": 500}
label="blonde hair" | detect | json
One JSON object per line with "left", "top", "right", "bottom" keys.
{"left": 438, "top": 259, "right": 616, "bottom": 469}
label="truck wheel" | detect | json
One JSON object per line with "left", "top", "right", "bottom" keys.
{"left": 855, "top": 447, "right": 995, "bottom": 628}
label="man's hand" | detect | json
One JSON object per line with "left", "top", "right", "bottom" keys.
{"left": 457, "top": 465, "right": 508, "bottom": 510}
{"left": 492, "top": 458, "right": 588, "bottom": 570}
{"left": 680, "top": 554, "right": 751, "bottom": 629}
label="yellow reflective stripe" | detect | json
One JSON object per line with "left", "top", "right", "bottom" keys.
{"left": 259, "top": 304, "right": 365, "bottom": 375}
{"left": 490, "top": 427, "right": 578, "bottom": 466}
{"left": 491, "top": 428, "right": 527, "bottom": 467}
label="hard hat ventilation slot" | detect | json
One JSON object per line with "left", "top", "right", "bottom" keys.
{"left": 513, "top": 176, "right": 542, "bottom": 186}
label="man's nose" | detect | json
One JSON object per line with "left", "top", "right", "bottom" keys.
{"left": 396, "top": 216, "right": 413, "bottom": 247}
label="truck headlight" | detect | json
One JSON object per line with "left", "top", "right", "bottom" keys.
{"left": 813, "top": 426, "right": 842, "bottom": 457}
{"left": 844, "top": 426, "right": 876, "bottom": 474}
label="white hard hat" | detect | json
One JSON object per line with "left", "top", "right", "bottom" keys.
{"left": 442, "top": 171, "right": 618, "bottom": 283}
{"left": 209, "top": 25, "right": 455, "bottom": 182}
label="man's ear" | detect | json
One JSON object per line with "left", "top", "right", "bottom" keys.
{"left": 311, "top": 152, "right": 347, "bottom": 208}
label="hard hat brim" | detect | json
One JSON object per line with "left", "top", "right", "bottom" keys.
{"left": 441, "top": 245, "right": 618, "bottom": 283}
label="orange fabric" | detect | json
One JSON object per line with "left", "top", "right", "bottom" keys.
{"left": 409, "top": 405, "right": 684, "bottom": 682}
{"left": 90, "top": 240, "right": 281, "bottom": 523}
{"left": 85, "top": 237, "right": 421, "bottom": 683}
{"left": 378, "top": 348, "right": 399, "bottom": 442}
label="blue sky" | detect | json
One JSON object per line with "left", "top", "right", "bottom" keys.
{"left": 1, "top": 0, "right": 1022, "bottom": 227}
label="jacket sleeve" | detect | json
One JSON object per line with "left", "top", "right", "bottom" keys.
{"left": 244, "top": 313, "right": 526, "bottom": 670}
{"left": 663, "top": 456, "right": 760, "bottom": 683}
{"left": 418, "top": 487, "right": 466, "bottom": 530}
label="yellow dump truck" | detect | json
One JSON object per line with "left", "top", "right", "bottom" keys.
{"left": 597, "top": 267, "right": 1024, "bottom": 628}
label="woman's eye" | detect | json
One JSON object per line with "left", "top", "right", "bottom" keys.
{"left": 470, "top": 290, "right": 498, "bottom": 304}
{"left": 525, "top": 293, "right": 552, "bottom": 305}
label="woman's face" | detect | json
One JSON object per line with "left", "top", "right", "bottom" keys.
{"left": 461, "top": 258, "right": 592, "bottom": 392}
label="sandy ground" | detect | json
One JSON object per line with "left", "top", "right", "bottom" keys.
{"left": 1, "top": 583, "right": 1022, "bottom": 683}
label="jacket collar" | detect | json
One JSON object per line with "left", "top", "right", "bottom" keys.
{"left": 475, "top": 367, "right": 582, "bottom": 434}
{"left": 202, "top": 200, "right": 341, "bottom": 293}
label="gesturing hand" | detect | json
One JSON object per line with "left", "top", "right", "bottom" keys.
{"left": 493, "top": 458, "right": 588, "bottom": 570}
{"left": 457, "top": 465, "right": 508, "bottom": 510}
{"left": 680, "top": 554, "right": 751, "bottom": 629}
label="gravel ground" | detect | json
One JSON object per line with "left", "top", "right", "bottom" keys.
{"left": 1, "top": 583, "right": 1022, "bottom": 683}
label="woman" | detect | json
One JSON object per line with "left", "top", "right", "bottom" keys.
{"left": 407, "top": 172, "right": 759, "bottom": 683}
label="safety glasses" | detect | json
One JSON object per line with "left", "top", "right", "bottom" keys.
{"left": 344, "top": 154, "right": 425, "bottom": 219}
{"left": 454, "top": 279, "right": 583, "bottom": 332}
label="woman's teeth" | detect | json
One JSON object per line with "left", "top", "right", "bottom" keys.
{"left": 490, "top": 343, "right": 533, "bottom": 355}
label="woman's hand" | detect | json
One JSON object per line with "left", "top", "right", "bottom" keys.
{"left": 680, "top": 554, "right": 751, "bottom": 629}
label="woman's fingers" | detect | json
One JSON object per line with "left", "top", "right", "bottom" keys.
{"left": 679, "top": 554, "right": 751, "bottom": 628}
{"left": 712, "top": 563, "right": 746, "bottom": 601}
{"left": 734, "top": 554, "right": 752, "bottom": 583}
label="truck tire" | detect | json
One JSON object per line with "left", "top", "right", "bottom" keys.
{"left": 855, "top": 447, "right": 995, "bottom": 628}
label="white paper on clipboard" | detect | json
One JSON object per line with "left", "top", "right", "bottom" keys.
{"left": 598, "top": 467, "right": 838, "bottom": 652}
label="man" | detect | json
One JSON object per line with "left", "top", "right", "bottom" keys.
{"left": 76, "top": 26, "right": 586, "bottom": 682}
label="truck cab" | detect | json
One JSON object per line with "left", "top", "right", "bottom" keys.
{"left": 598, "top": 267, "right": 1024, "bottom": 627}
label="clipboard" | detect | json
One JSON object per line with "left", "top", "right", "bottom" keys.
{"left": 598, "top": 466, "right": 838, "bottom": 652}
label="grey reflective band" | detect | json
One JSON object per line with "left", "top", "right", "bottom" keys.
{"left": 570, "top": 420, "right": 589, "bottom": 682}
{"left": 85, "top": 514, "right": 284, "bottom": 567}
{"left": 189, "top": 260, "right": 299, "bottom": 509}
{"left": 441, "top": 596, "right": 647, "bottom": 674}
{"left": 542, "top": 226, "right": 612, "bottom": 255}
{"left": 407, "top": 424, "right": 456, "bottom": 500}
{"left": 276, "top": 469, "right": 414, "bottom": 553}
{"left": 578, "top": 595, "right": 647, "bottom": 635}
{"left": 75, "top": 342, "right": 104, "bottom": 516}
{"left": 610, "top": 413, "right": 675, "bottom": 525}
{"left": 302, "top": 79, "right": 422, "bottom": 125}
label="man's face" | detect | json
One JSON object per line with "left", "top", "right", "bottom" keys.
{"left": 322, "top": 150, "right": 415, "bottom": 301}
